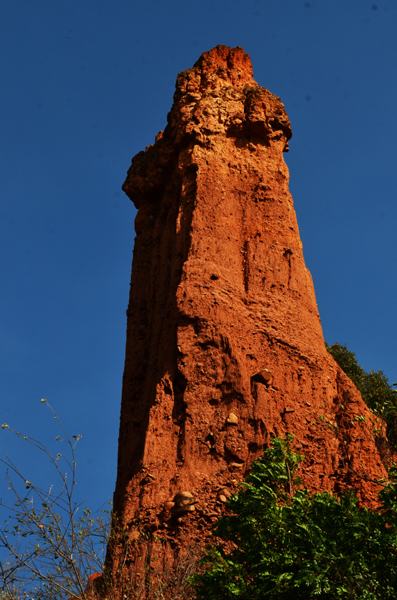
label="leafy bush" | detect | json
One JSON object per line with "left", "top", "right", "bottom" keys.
{"left": 326, "top": 342, "right": 397, "bottom": 446}
{"left": 192, "top": 435, "right": 397, "bottom": 600}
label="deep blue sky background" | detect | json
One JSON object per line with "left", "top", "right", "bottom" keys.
{"left": 1, "top": 1, "right": 396, "bottom": 519}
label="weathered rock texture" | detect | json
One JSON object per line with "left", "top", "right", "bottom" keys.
{"left": 108, "top": 45, "right": 387, "bottom": 595}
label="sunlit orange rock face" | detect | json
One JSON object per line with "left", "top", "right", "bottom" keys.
{"left": 109, "top": 45, "right": 387, "bottom": 594}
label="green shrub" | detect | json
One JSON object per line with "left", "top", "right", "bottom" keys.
{"left": 192, "top": 436, "right": 397, "bottom": 600}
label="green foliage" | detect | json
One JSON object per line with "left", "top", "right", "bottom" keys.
{"left": 326, "top": 342, "right": 397, "bottom": 446}
{"left": 192, "top": 436, "right": 397, "bottom": 600}
{"left": 325, "top": 342, "right": 365, "bottom": 390}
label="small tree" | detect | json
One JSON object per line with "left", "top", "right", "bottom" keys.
{"left": 0, "top": 400, "right": 110, "bottom": 600}
{"left": 0, "top": 401, "right": 202, "bottom": 600}
{"left": 325, "top": 342, "right": 365, "bottom": 390}
{"left": 192, "top": 435, "right": 397, "bottom": 599}
{"left": 326, "top": 342, "right": 397, "bottom": 446}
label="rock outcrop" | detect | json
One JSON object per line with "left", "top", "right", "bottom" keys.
{"left": 108, "top": 45, "right": 387, "bottom": 595}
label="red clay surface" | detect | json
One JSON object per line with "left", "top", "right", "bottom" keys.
{"left": 105, "top": 45, "right": 388, "bottom": 594}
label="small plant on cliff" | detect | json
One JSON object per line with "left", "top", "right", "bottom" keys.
{"left": 326, "top": 342, "right": 397, "bottom": 446}
{"left": 0, "top": 400, "right": 111, "bottom": 600}
{"left": 192, "top": 435, "right": 397, "bottom": 600}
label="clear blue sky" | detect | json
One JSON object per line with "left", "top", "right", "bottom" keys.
{"left": 1, "top": 1, "right": 396, "bottom": 518}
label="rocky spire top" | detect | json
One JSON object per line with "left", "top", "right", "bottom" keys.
{"left": 166, "top": 45, "right": 291, "bottom": 150}
{"left": 190, "top": 44, "right": 255, "bottom": 88}
{"left": 123, "top": 46, "right": 292, "bottom": 209}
